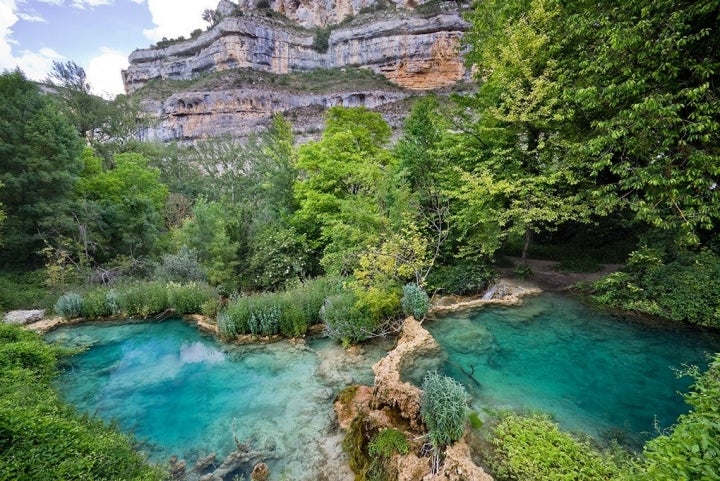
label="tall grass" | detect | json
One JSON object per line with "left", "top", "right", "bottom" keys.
{"left": 54, "top": 281, "right": 217, "bottom": 319}
{"left": 220, "top": 276, "right": 342, "bottom": 339}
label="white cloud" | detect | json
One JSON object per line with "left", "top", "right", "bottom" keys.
{"left": 0, "top": 0, "right": 61, "bottom": 80}
{"left": 70, "top": 0, "right": 113, "bottom": 9}
{"left": 17, "top": 12, "right": 47, "bottom": 22}
{"left": 142, "top": 0, "right": 218, "bottom": 42}
{"left": 12, "top": 46, "right": 65, "bottom": 80}
{"left": 86, "top": 46, "right": 128, "bottom": 98}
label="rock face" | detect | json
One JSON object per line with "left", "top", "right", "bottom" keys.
{"left": 123, "top": 0, "right": 471, "bottom": 141}
{"left": 137, "top": 86, "right": 409, "bottom": 141}
{"left": 122, "top": 7, "right": 468, "bottom": 94}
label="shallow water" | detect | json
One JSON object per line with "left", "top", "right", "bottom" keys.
{"left": 46, "top": 320, "right": 391, "bottom": 479}
{"left": 407, "top": 294, "right": 720, "bottom": 448}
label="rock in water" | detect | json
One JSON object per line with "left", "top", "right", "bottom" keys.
{"left": 250, "top": 462, "right": 270, "bottom": 481}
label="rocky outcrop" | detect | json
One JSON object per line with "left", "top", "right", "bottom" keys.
{"left": 335, "top": 316, "right": 494, "bottom": 481}
{"left": 2, "top": 309, "right": 45, "bottom": 325}
{"left": 138, "top": 86, "right": 409, "bottom": 141}
{"left": 429, "top": 278, "right": 543, "bottom": 317}
{"left": 122, "top": 1, "right": 471, "bottom": 141}
{"left": 372, "top": 316, "right": 439, "bottom": 430}
{"left": 123, "top": 9, "right": 469, "bottom": 94}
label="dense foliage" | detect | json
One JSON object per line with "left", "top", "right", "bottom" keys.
{"left": 487, "top": 412, "right": 621, "bottom": 481}
{"left": 0, "top": 323, "right": 164, "bottom": 480}
{"left": 589, "top": 247, "right": 720, "bottom": 327}
{"left": 629, "top": 354, "right": 720, "bottom": 481}
{"left": 55, "top": 281, "right": 216, "bottom": 319}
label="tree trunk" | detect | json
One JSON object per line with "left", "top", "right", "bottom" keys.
{"left": 521, "top": 226, "right": 532, "bottom": 266}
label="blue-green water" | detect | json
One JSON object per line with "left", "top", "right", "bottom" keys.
{"left": 408, "top": 294, "right": 720, "bottom": 448}
{"left": 46, "top": 320, "right": 391, "bottom": 479}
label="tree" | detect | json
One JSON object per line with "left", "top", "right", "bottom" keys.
{"left": 453, "top": 0, "right": 593, "bottom": 263}
{"left": 0, "top": 70, "right": 83, "bottom": 266}
{"left": 293, "top": 107, "right": 395, "bottom": 274}
{"left": 75, "top": 149, "right": 168, "bottom": 263}
{"left": 202, "top": 8, "right": 221, "bottom": 27}
{"left": 47, "top": 60, "right": 112, "bottom": 141}
{"left": 175, "top": 198, "right": 240, "bottom": 289}
{"left": 564, "top": 0, "right": 720, "bottom": 245}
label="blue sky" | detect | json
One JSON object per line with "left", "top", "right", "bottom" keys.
{"left": 1, "top": 0, "right": 219, "bottom": 97}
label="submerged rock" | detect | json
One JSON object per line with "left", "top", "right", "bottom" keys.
{"left": 250, "top": 462, "right": 270, "bottom": 481}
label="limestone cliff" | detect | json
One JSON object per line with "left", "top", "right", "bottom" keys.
{"left": 124, "top": 0, "right": 471, "bottom": 141}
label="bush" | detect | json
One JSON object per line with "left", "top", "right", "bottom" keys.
{"left": 321, "top": 291, "right": 378, "bottom": 346}
{"left": 117, "top": 281, "right": 169, "bottom": 317}
{"left": 0, "top": 323, "right": 164, "bottom": 480}
{"left": 590, "top": 247, "right": 720, "bottom": 327}
{"left": 153, "top": 247, "right": 206, "bottom": 283}
{"left": 366, "top": 428, "right": 410, "bottom": 481}
{"left": 55, "top": 292, "right": 84, "bottom": 319}
{"left": 426, "top": 262, "right": 496, "bottom": 296}
{"left": 401, "top": 283, "right": 430, "bottom": 319}
{"left": 167, "top": 282, "right": 215, "bottom": 314}
{"left": 368, "top": 428, "right": 410, "bottom": 457}
{"left": 81, "top": 289, "right": 113, "bottom": 318}
{"left": 631, "top": 355, "right": 720, "bottom": 481}
{"left": 488, "top": 412, "right": 620, "bottom": 481}
{"left": 421, "top": 372, "right": 469, "bottom": 451}
{"left": 313, "top": 27, "right": 332, "bottom": 52}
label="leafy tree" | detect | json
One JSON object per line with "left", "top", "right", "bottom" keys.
{"left": 0, "top": 70, "right": 83, "bottom": 266}
{"left": 175, "top": 198, "right": 240, "bottom": 289}
{"left": 202, "top": 8, "right": 221, "bottom": 27}
{"left": 293, "top": 106, "right": 395, "bottom": 274}
{"left": 456, "top": 0, "right": 592, "bottom": 264}
{"left": 75, "top": 150, "right": 168, "bottom": 263}
{"left": 563, "top": 0, "right": 720, "bottom": 244}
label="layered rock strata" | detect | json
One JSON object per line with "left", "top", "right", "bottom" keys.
{"left": 137, "top": 87, "right": 409, "bottom": 141}
{"left": 123, "top": 10, "right": 469, "bottom": 94}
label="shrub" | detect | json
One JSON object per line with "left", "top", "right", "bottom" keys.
{"left": 321, "top": 291, "right": 378, "bottom": 346}
{"left": 631, "top": 355, "right": 720, "bottom": 481}
{"left": 0, "top": 323, "right": 164, "bottom": 480}
{"left": 167, "top": 282, "right": 215, "bottom": 314}
{"left": 488, "top": 412, "right": 620, "bottom": 481}
{"left": 368, "top": 428, "right": 410, "bottom": 457}
{"left": 426, "top": 262, "right": 496, "bottom": 296}
{"left": 153, "top": 247, "right": 206, "bottom": 283}
{"left": 81, "top": 289, "right": 113, "bottom": 318}
{"left": 401, "top": 283, "right": 430, "bottom": 319}
{"left": 589, "top": 247, "right": 720, "bottom": 327}
{"left": 421, "top": 371, "right": 469, "bottom": 450}
{"left": 116, "top": 281, "right": 170, "bottom": 317}
{"left": 366, "top": 428, "right": 410, "bottom": 481}
{"left": 217, "top": 310, "right": 235, "bottom": 339}
{"left": 220, "top": 276, "right": 344, "bottom": 339}
{"left": 313, "top": 27, "right": 332, "bottom": 52}
{"left": 55, "top": 292, "right": 84, "bottom": 319}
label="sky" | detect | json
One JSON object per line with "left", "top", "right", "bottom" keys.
{"left": 0, "top": 0, "right": 220, "bottom": 98}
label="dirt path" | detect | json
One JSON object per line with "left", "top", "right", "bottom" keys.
{"left": 500, "top": 258, "right": 621, "bottom": 291}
